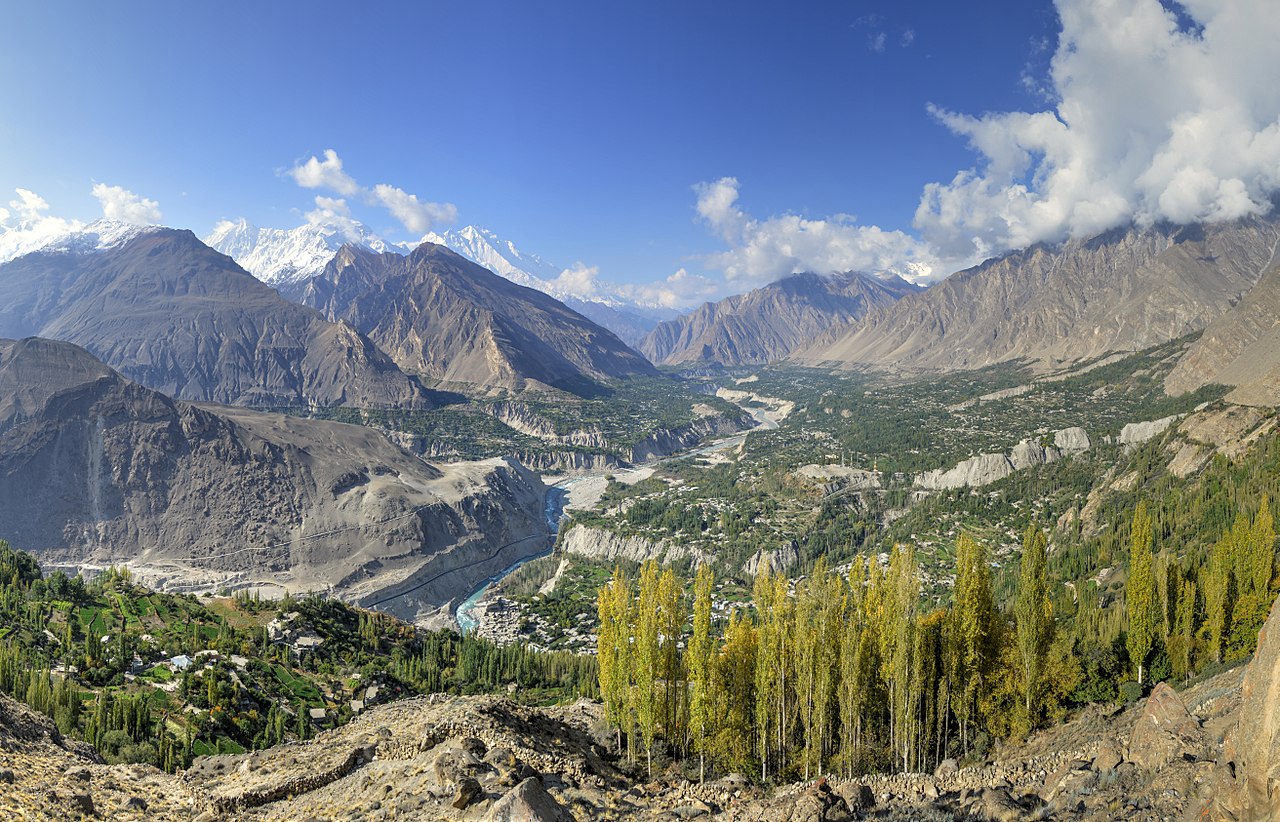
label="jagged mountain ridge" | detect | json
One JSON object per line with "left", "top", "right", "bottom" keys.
{"left": 641, "top": 270, "right": 919, "bottom": 366}
{"left": 0, "top": 336, "right": 545, "bottom": 623}
{"left": 793, "top": 216, "right": 1280, "bottom": 372}
{"left": 0, "top": 229, "right": 429, "bottom": 407}
{"left": 300, "top": 242, "right": 657, "bottom": 395}
{"left": 205, "top": 217, "right": 398, "bottom": 293}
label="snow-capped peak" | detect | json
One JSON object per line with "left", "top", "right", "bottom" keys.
{"left": 0, "top": 218, "right": 163, "bottom": 264}
{"left": 205, "top": 217, "right": 397, "bottom": 286}
{"left": 420, "top": 224, "right": 565, "bottom": 289}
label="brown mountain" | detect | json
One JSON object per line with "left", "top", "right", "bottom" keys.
{"left": 0, "top": 337, "right": 545, "bottom": 623}
{"left": 300, "top": 242, "right": 656, "bottom": 395}
{"left": 640, "top": 271, "right": 919, "bottom": 367}
{"left": 1165, "top": 247, "right": 1280, "bottom": 405}
{"left": 0, "top": 229, "right": 429, "bottom": 407}
{"left": 794, "top": 217, "right": 1280, "bottom": 372}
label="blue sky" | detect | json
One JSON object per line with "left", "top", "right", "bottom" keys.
{"left": 3, "top": 1, "right": 1279, "bottom": 304}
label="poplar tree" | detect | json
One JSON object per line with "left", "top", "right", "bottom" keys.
{"left": 1204, "top": 541, "right": 1230, "bottom": 665}
{"left": 1014, "top": 525, "right": 1052, "bottom": 722}
{"left": 688, "top": 564, "right": 715, "bottom": 783}
{"left": 1172, "top": 577, "right": 1196, "bottom": 680}
{"left": 658, "top": 567, "right": 685, "bottom": 749}
{"left": 634, "top": 560, "right": 662, "bottom": 777}
{"left": 751, "top": 568, "right": 778, "bottom": 782}
{"left": 951, "top": 534, "right": 994, "bottom": 753}
{"left": 1126, "top": 502, "right": 1156, "bottom": 685}
{"left": 596, "top": 566, "right": 633, "bottom": 756}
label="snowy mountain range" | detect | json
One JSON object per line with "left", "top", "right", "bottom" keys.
{"left": 0, "top": 219, "right": 162, "bottom": 264}
{"left": 204, "top": 218, "right": 397, "bottom": 289}
{"left": 207, "top": 219, "right": 678, "bottom": 346}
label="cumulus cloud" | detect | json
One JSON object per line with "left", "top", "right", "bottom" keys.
{"left": 0, "top": 188, "right": 84, "bottom": 262}
{"left": 91, "top": 183, "right": 162, "bottom": 224}
{"left": 694, "top": 177, "right": 938, "bottom": 284}
{"left": 303, "top": 195, "right": 368, "bottom": 241}
{"left": 288, "top": 149, "right": 359, "bottom": 196}
{"left": 370, "top": 184, "right": 458, "bottom": 234}
{"left": 550, "top": 262, "right": 605, "bottom": 300}
{"left": 914, "top": 0, "right": 1280, "bottom": 262}
{"left": 286, "top": 149, "right": 457, "bottom": 235}
{"left": 621, "top": 268, "right": 722, "bottom": 310}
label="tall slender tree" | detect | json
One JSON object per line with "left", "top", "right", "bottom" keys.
{"left": 1014, "top": 525, "right": 1053, "bottom": 722}
{"left": 1126, "top": 502, "right": 1156, "bottom": 685}
{"left": 688, "top": 564, "right": 715, "bottom": 783}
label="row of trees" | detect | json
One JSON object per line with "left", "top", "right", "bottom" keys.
{"left": 596, "top": 526, "right": 1069, "bottom": 781}
{"left": 597, "top": 497, "right": 1279, "bottom": 782}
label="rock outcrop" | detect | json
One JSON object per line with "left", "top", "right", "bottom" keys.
{"left": 626, "top": 412, "right": 753, "bottom": 464}
{"left": 1118, "top": 415, "right": 1179, "bottom": 446}
{"left": 558, "top": 524, "right": 709, "bottom": 567}
{"left": 1201, "top": 590, "right": 1280, "bottom": 820}
{"left": 0, "top": 229, "right": 428, "bottom": 408}
{"left": 742, "top": 543, "right": 800, "bottom": 577}
{"left": 1054, "top": 426, "right": 1091, "bottom": 454}
{"left": 915, "top": 453, "right": 1016, "bottom": 491}
{"left": 0, "top": 338, "right": 546, "bottom": 622}
{"left": 1127, "top": 681, "right": 1204, "bottom": 769}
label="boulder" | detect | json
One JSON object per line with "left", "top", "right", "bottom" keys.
{"left": 452, "top": 776, "right": 483, "bottom": 810}
{"left": 1201, "top": 591, "right": 1280, "bottom": 820}
{"left": 979, "top": 787, "right": 1025, "bottom": 822}
{"left": 834, "top": 782, "right": 875, "bottom": 811}
{"left": 1092, "top": 739, "right": 1123, "bottom": 772}
{"left": 787, "top": 778, "right": 851, "bottom": 822}
{"left": 933, "top": 758, "right": 958, "bottom": 780}
{"left": 1128, "top": 682, "right": 1204, "bottom": 769}
{"left": 484, "top": 777, "right": 574, "bottom": 822}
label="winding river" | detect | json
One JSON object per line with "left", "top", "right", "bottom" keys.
{"left": 454, "top": 403, "right": 781, "bottom": 633}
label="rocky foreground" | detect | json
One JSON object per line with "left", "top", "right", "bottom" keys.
{"left": 6, "top": 597, "right": 1280, "bottom": 821}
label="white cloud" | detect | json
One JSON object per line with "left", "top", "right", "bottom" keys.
{"left": 370, "top": 184, "right": 457, "bottom": 235}
{"left": 914, "top": 0, "right": 1280, "bottom": 261}
{"left": 91, "top": 183, "right": 162, "bottom": 224}
{"left": 285, "top": 149, "right": 457, "bottom": 236}
{"left": 550, "top": 262, "right": 604, "bottom": 301}
{"left": 694, "top": 177, "right": 938, "bottom": 284}
{"left": 303, "top": 196, "right": 368, "bottom": 242}
{"left": 621, "top": 268, "right": 722, "bottom": 310}
{"left": 0, "top": 188, "right": 84, "bottom": 262}
{"left": 288, "top": 149, "right": 359, "bottom": 196}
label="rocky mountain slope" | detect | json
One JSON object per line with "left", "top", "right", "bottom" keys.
{"left": 300, "top": 242, "right": 656, "bottom": 395}
{"left": 642, "top": 271, "right": 917, "bottom": 367}
{"left": 0, "top": 229, "right": 428, "bottom": 407}
{"left": 0, "top": 337, "right": 545, "bottom": 623}
{"left": 794, "top": 216, "right": 1280, "bottom": 373}
{"left": 1165, "top": 254, "right": 1280, "bottom": 405}
{"left": 423, "top": 225, "right": 678, "bottom": 347}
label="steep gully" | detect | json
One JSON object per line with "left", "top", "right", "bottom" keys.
{"left": 454, "top": 402, "right": 780, "bottom": 631}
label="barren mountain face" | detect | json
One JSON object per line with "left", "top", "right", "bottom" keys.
{"left": 0, "top": 337, "right": 545, "bottom": 623}
{"left": 300, "top": 243, "right": 656, "bottom": 395}
{"left": 0, "top": 230, "right": 429, "bottom": 408}
{"left": 793, "top": 216, "right": 1280, "bottom": 373}
{"left": 641, "top": 271, "right": 918, "bottom": 367}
